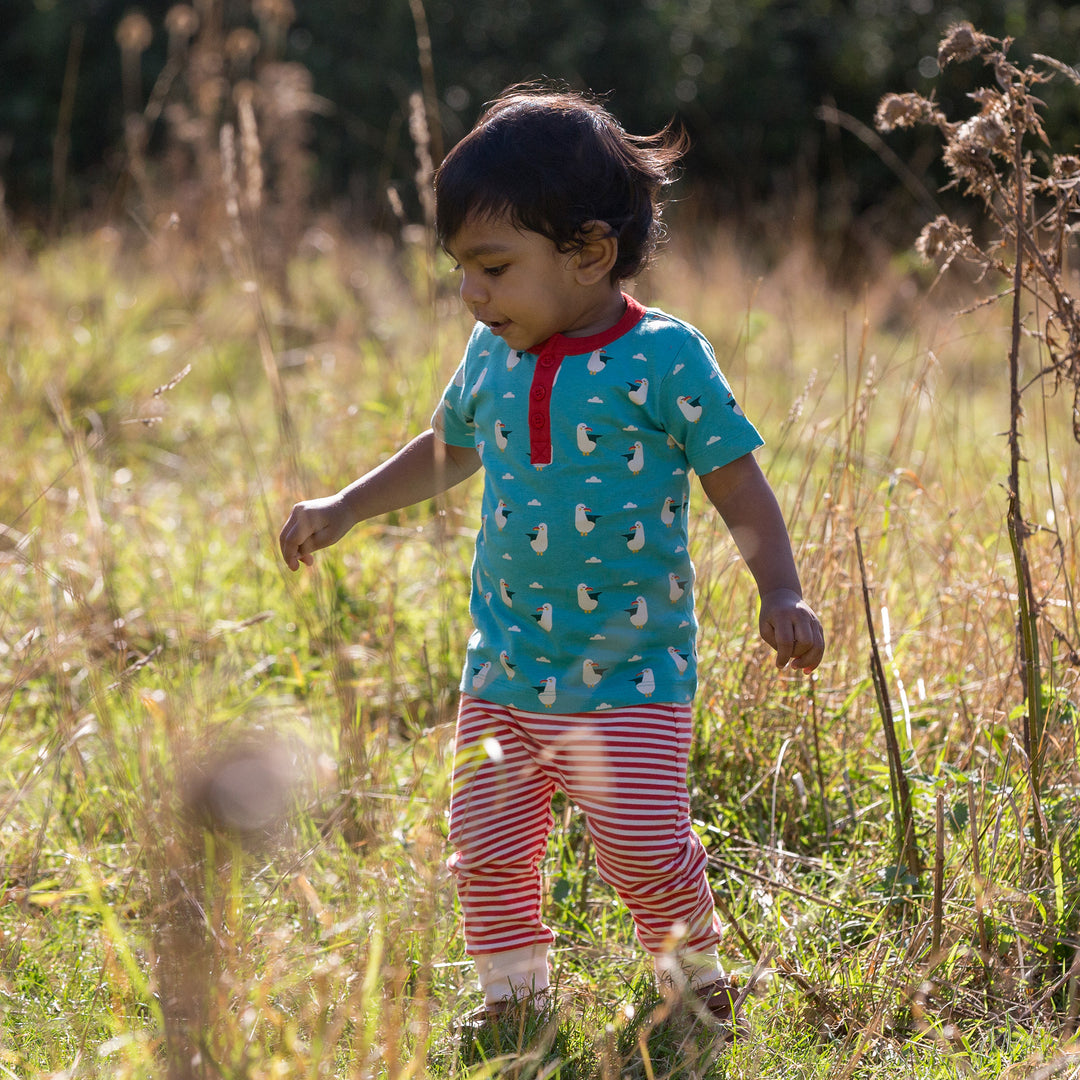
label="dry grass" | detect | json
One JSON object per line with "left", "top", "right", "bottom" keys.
{"left": 0, "top": 11, "right": 1078, "bottom": 1078}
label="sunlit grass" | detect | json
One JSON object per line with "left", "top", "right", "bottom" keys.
{"left": 0, "top": 220, "right": 1077, "bottom": 1077}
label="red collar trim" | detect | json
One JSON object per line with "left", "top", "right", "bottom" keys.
{"left": 530, "top": 294, "right": 647, "bottom": 359}
{"left": 525, "top": 294, "right": 646, "bottom": 467}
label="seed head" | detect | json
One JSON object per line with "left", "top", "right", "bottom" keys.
{"left": 1053, "top": 154, "right": 1080, "bottom": 178}
{"left": 914, "top": 215, "right": 964, "bottom": 261}
{"left": 943, "top": 129, "right": 996, "bottom": 197}
{"left": 966, "top": 110, "right": 1009, "bottom": 153}
{"left": 875, "top": 93, "right": 935, "bottom": 132}
{"left": 938, "top": 23, "right": 993, "bottom": 68}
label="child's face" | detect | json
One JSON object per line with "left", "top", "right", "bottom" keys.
{"left": 446, "top": 215, "right": 612, "bottom": 351}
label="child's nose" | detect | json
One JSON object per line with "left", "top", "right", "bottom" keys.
{"left": 459, "top": 270, "right": 487, "bottom": 307}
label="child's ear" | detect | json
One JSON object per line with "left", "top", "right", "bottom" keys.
{"left": 572, "top": 221, "right": 619, "bottom": 285}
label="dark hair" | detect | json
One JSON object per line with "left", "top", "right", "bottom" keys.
{"left": 434, "top": 85, "right": 688, "bottom": 281}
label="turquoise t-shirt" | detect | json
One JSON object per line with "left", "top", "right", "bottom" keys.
{"left": 432, "top": 295, "right": 764, "bottom": 713}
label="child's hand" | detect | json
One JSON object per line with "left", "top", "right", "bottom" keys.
{"left": 279, "top": 495, "right": 356, "bottom": 571}
{"left": 759, "top": 588, "right": 824, "bottom": 673}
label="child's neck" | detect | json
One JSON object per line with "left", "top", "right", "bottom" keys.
{"left": 559, "top": 285, "right": 627, "bottom": 340}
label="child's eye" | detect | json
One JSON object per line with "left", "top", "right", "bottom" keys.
{"left": 484, "top": 264, "right": 508, "bottom": 277}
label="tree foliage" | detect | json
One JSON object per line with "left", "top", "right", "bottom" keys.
{"left": 3, "top": 0, "right": 1080, "bottom": 234}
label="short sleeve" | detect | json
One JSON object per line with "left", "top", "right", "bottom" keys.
{"left": 431, "top": 326, "right": 481, "bottom": 448}
{"left": 658, "top": 331, "right": 763, "bottom": 474}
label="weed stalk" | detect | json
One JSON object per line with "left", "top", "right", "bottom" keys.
{"left": 877, "top": 22, "right": 1080, "bottom": 892}
{"left": 1004, "top": 127, "right": 1046, "bottom": 861}
{"left": 855, "top": 527, "right": 919, "bottom": 878}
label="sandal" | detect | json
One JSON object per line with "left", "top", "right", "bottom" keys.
{"left": 458, "top": 989, "right": 554, "bottom": 1031}
{"left": 689, "top": 977, "right": 748, "bottom": 1038}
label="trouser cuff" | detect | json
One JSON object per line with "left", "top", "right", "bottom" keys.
{"left": 474, "top": 943, "right": 551, "bottom": 1005}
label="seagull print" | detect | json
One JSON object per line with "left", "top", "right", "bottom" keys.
{"left": 622, "top": 441, "right": 644, "bottom": 474}
{"left": 660, "top": 497, "right": 680, "bottom": 527}
{"left": 470, "top": 367, "right": 488, "bottom": 396}
{"left": 499, "top": 578, "right": 514, "bottom": 606}
{"left": 532, "top": 603, "right": 553, "bottom": 632}
{"left": 627, "top": 378, "right": 649, "bottom": 406}
{"left": 626, "top": 596, "right": 649, "bottom": 628}
{"left": 471, "top": 661, "right": 492, "bottom": 690}
{"left": 668, "top": 573, "right": 687, "bottom": 602}
{"left": 575, "top": 504, "right": 600, "bottom": 536}
{"left": 499, "top": 650, "right": 517, "bottom": 680}
{"left": 667, "top": 646, "right": 690, "bottom": 674}
{"left": 586, "top": 350, "right": 609, "bottom": 374}
{"left": 494, "top": 500, "right": 512, "bottom": 530}
{"left": 582, "top": 659, "right": 606, "bottom": 687}
{"left": 534, "top": 676, "right": 557, "bottom": 708}
{"left": 576, "top": 423, "right": 601, "bottom": 455}
{"left": 676, "top": 395, "right": 703, "bottom": 423}
{"left": 623, "top": 521, "right": 645, "bottom": 552}
{"left": 527, "top": 522, "right": 548, "bottom": 554}
{"left": 494, "top": 419, "right": 512, "bottom": 450}
{"left": 632, "top": 668, "right": 656, "bottom": 696}
{"left": 576, "top": 584, "right": 600, "bottom": 612}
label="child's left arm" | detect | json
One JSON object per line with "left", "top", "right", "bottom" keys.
{"left": 699, "top": 452, "right": 824, "bottom": 673}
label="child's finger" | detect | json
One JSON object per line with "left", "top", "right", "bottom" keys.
{"left": 279, "top": 512, "right": 313, "bottom": 571}
{"left": 789, "top": 625, "right": 825, "bottom": 673}
{"left": 768, "top": 621, "right": 796, "bottom": 668}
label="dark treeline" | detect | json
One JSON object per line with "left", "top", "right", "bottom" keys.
{"left": 3, "top": 0, "right": 1080, "bottom": 254}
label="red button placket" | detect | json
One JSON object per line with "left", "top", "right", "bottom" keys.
{"left": 528, "top": 343, "right": 563, "bottom": 466}
{"left": 523, "top": 294, "right": 648, "bottom": 467}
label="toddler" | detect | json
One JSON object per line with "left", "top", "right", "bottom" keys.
{"left": 279, "top": 86, "right": 824, "bottom": 1027}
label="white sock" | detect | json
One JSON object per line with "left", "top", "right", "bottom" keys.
{"left": 654, "top": 948, "right": 726, "bottom": 991}
{"left": 475, "top": 943, "right": 551, "bottom": 1005}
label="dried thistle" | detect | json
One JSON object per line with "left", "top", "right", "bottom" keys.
{"left": 937, "top": 22, "right": 996, "bottom": 68}
{"left": 874, "top": 93, "right": 940, "bottom": 133}
{"left": 1051, "top": 154, "right": 1080, "bottom": 179}
{"left": 942, "top": 132, "right": 996, "bottom": 197}
{"left": 914, "top": 215, "right": 967, "bottom": 262}
{"left": 880, "top": 24, "right": 1080, "bottom": 851}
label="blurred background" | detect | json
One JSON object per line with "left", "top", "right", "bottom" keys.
{"left": 4, "top": 0, "right": 1080, "bottom": 273}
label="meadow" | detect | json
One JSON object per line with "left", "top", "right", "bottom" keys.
{"left": 0, "top": 189, "right": 1078, "bottom": 1078}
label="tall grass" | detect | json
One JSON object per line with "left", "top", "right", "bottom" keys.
{"left": 2, "top": 204, "right": 1077, "bottom": 1076}
{"left": 1, "top": 12, "right": 1078, "bottom": 1079}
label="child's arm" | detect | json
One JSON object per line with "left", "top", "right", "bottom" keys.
{"left": 279, "top": 429, "right": 481, "bottom": 571}
{"left": 699, "top": 452, "right": 824, "bottom": 673}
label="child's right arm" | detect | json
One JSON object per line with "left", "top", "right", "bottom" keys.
{"left": 279, "top": 429, "right": 481, "bottom": 571}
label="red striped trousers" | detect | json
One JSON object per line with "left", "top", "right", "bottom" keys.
{"left": 447, "top": 694, "right": 722, "bottom": 961}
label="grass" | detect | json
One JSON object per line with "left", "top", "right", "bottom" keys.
{"left": 0, "top": 214, "right": 1078, "bottom": 1078}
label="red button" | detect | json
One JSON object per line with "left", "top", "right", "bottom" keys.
{"left": 530, "top": 413, "right": 547, "bottom": 428}
{"left": 532, "top": 386, "right": 547, "bottom": 400}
